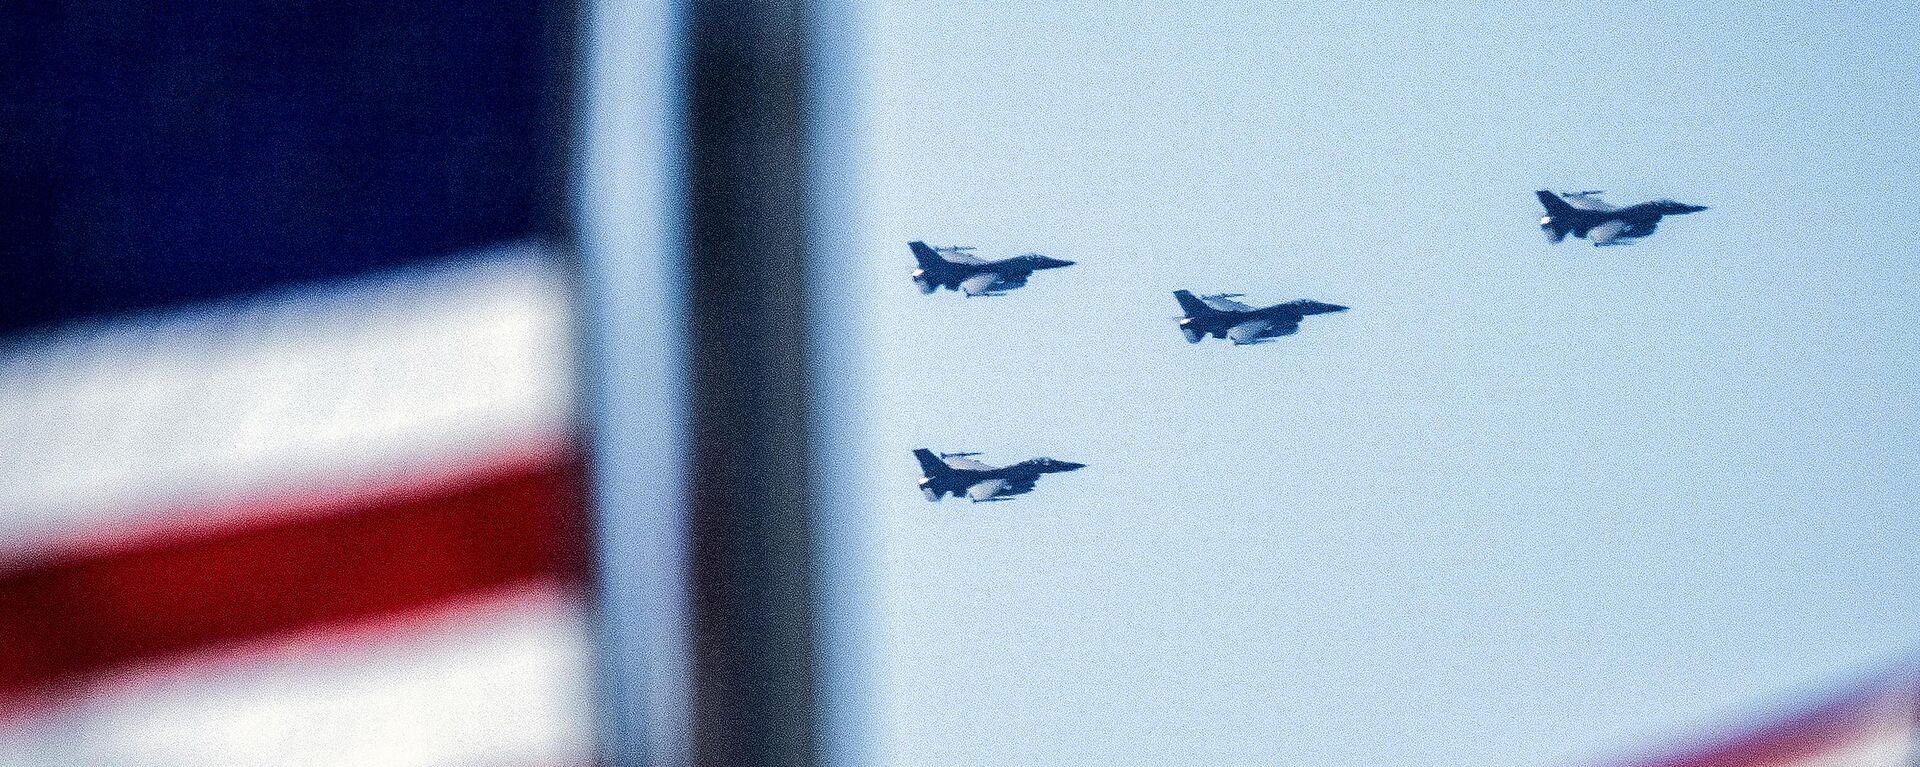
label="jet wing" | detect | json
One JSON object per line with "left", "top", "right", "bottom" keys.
{"left": 1588, "top": 219, "right": 1630, "bottom": 245}
{"left": 1226, "top": 319, "right": 1300, "bottom": 343}
{"left": 1003, "top": 475, "right": 1038, "bottom": 492}
{"left": 1562, "top": 192, "right": 1616, "bottom": 212}
{"left": 1202, "top": 296, "right": 1255, "bottom": 312}
{"left": 943, "top": 456, "right": 995, "bottom": 471}
{"left": 936, "top": 248, "right": 987, "bottom": 265}
{"left": 964, "top": 479, "right": 1009, "bottom": 501}
{"left": 958, "top": 273, "right": 1002, "bottom": 296}
{"left": 1226, "top": 319, "right": 1272, "bottom": 344}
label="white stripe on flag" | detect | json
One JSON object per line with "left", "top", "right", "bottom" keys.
{"left": 1775, "top": 694, "right": 1915, "bottom": 767}
{"left": 1625, "top": 674, "right": 1918, "bottom": 767}
{"left": 1795, "top": 728, "right": 1915, "bottom": 767}
{"left": 0, "top": 585, "right": 594, "bottom": 767}
{"left": 0, "top": 241, "right": 575, "bottom": 558}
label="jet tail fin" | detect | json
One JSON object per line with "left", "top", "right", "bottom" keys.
{"left": 908, "top": 241, "right": 945, "bottom": 270}
{"left": 1535, "top": 190, "right": 1577, "bottom": 217}
{"left": 1173, "top": 290, "right": 1219, "bottom": 318}
{"left": 913, "top": 448, "right": 951, "bottom": 477}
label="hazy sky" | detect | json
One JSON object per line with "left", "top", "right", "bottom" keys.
{"left": 850, "top": 2, "right": 1920, "bottom": 766}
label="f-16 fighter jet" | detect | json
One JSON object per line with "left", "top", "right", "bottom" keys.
{"left": 909, "top": 241, "right": 1074, "bottom": 297}
{"left": 1536, "top": 190, "right": 1708, "bottom": 246}
{"left": 913, "top": 449, "right": 1085, "bottom": 502}
{"left": 1173, "top": 290, "right": 1348, "bottom": 345}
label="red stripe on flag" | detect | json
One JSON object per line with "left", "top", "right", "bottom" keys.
{"left": 0, "top": 453, "right": 586, "bottom": 711}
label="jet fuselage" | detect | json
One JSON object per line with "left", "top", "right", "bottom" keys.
{"left": 1173, "top": 290, "right": 1348, "bottom": 345}
{"left": 1536, "top": 190, "right": 1707, "bottom": 245}
{"left": 913, "top": 449, "right": 1085, "bottom": 502}
{"left": 909, "top": 241, "right": 1074, "bottom": 297}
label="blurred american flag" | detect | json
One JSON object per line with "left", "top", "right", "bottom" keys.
{"left": 0, "top": 246, "right": 595, "bottom": 766}
{"left": 1612, "top": 669, "right": 1917, "bottom": 767}
{"left": 2, "top": 1, "right": 597, "bottom": 763}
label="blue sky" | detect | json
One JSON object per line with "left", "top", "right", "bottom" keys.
{"left": 848, "top": 2, "right": 1920, "bottom": 765}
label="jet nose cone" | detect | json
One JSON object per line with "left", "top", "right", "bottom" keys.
{"left": 1328, "top": 304, "right": 1350, "bottom": 313}
{"left": 1059, "top": 461, "right": 1086, "bottom": 471}
{"left": 1028, "top": 256, "right": 1074, "bottom": 269}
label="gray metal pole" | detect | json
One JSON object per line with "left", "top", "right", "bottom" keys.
{"left": 576, "top": 0, "right": 852, "bottom": 765}
{"left": 680, "top": 1, "right": 824, "bottom": 766}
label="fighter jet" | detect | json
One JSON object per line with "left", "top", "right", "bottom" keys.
{"left": 913, "top": 449, "right": 1085, "bottom": 502}
{"left": 909, "top": 241, "right": 1074, "bottom": 297}
{"left": 1173, "top": 290, "right": 1348, "bottom": 345}
{"left": 1536, "top": 190, "right": 1708, "bottom": 246}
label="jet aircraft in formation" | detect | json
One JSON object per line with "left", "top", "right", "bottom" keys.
{"left": 1173, "top": 290, "right": 1348, "bottom": 345}
{"left": 911, "top": 185, "right": 1706, "bottom": 500}
{"left": 909, "top": 240, "right": 1075, "bottom": 296}
{"left": 913, "top": 449, "right": 1085, "bottom": 503}
{"left": 1536, "top": 190, "right": 1708, "bottom": 246}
